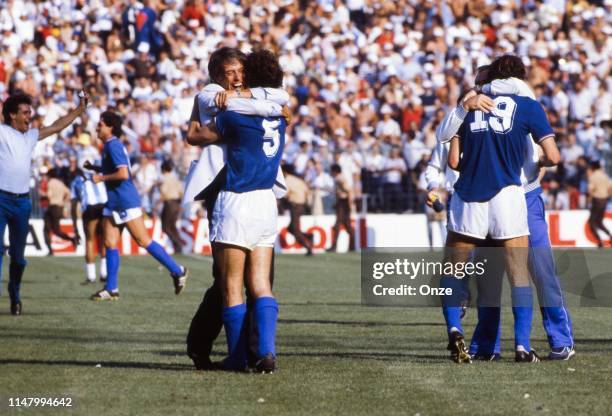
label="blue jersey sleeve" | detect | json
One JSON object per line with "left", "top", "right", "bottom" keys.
{"left": 108, "top": 140, "right": 129, "bottom": 169}
{"left": 526, "top": 100, "right": 554, "bottom": 142}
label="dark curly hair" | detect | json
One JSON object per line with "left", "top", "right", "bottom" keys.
{"left": 244, "top": 49, "right": 283, "bottom": 88}
{"left": 488, "top": 54, "right": 526, "bottom": 81}
{"left": 2, "top": 93, "right": 32, "bottom": 125}
{"left": 208, "top": 47, "right": 247, "bottom": 85}
{"left": 100, "top": 110, "right": 123, "bottom": 137}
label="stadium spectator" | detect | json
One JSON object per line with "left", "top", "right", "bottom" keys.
{"left": 283, "top": 165, "right": 314, "bottom": 256}
{"left": 43, "top": 168, "right": 78, "bottom": 256}
{"left": 0, "top": 0, "right": 607, "bottom": 220}
{"left": 159, "top": 159, "right": 184, "bottom": 254}
{"left": 587, "top": 160, "right": 611, "bottom": 247}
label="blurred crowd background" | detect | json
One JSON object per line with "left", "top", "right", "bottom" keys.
{"left": 0, "top": 0, "right": 610, "bottom": 219}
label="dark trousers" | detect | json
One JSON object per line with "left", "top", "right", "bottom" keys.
{"left": 43, "top": 205, "right": 73, "bottom": 254}
{"left": 589, "top": 197, "right": 611, "bottom": 246}
{"left": 287, "top": 203, "right": 313, "bottom": 252}
{"left": 161, "top": 199, "right": 183, "bottom": 253}
{"left": 186, "top": 197, "right": 275, "bottom": 366}
{"left": 0, "top": 193, "right": 31, "bottom": 303}
{"left": 330, "top": 198, "right": 355, "bottom": 251}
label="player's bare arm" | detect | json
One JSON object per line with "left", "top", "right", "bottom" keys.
{"left": 39, "top": 92, "right": 89, "bottom": 140}
{"left": 448, "top": 135, "right": 460, "bottom": 171}
{"left": 537, "top": 136, "right": 561, "bottom": 167}
{"left": 186, "top": 120, "right": 220, "bottom": 145}
{"left": 92, "top": 166, "right": 129, "bottom": 183}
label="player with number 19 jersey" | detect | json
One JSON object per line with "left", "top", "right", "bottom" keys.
{"left": 210, "top": 111, "right": 286, "bottom": 250}
{"left": 453, "top": 95, "right": 554, "bottom": 203}
{"left": 449, "top": 94, "right": 554, "bottom": 240}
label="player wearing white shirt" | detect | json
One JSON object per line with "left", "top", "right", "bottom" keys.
{"left": 0, "top": 91, "right": 88, "bottom": 315}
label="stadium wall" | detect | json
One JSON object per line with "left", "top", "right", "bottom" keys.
{"left": 7, "top": 211, "right": 612, "bottom": 256}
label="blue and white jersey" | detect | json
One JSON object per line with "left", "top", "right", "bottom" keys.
{"left": 101, "top": 137, "right": 141, "bottom": 210}
{"left": 215, "top": 111, "right": 286, "bottom": 193}
{"left": 70, "top": 174, "right": 108, "bottom": 210}
{"left": 454, "top": 94, "right": 554, "bottom": 202}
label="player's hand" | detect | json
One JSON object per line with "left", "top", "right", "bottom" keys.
{"left": 462, "top": 94, "right": 494, "bottom": 113}
{"left": 83, "top": 160, "right": 94, "bottom": 171}
{"left": 426, "top": 190, "right": 440, "bottom": 207}
{"left": 282, "top": 105, "right": 292, "bottom": 124}
{"left": 92, "top": 174, "right": 103, "bottom": 183}
{"left": 215, "top": 91, "right": 228, "bottom": 109}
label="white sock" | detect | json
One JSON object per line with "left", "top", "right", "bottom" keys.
{"left": 100, "top": 257, "right": 107, "bottom": 278}
{"left": 516, "top": 345, "right": 527, "bottom": 353}
{"left": 86, "top": 263, "right": 96, "bottom": 282}
{"left": 450, "top": 327, "right": 460, "bottom": 334}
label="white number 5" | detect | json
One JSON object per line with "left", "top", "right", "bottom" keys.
{"left": 262, "top": 119, "right": 281, "bottom": 157}
{"left": 469, "top": 96, "right": 517, "bottom": 134}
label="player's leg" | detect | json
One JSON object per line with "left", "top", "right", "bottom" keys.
{"left": 91, "top": 216, "right": 121, "bottom": 300}
{"left": 83, "top": 215, "right": 98, "bottom": 283}
{"left": 246, "top": 245, "right": 277, "bottom": 373}
{"left": 503, "top": 235, "right": 539, "bottom": 361}
{"left": 526, "top": 190, "right": 574, "bottom": 358}
{"left": 186, "top": 198, "right": 223, "bottom": 369}
{"left": 94, "top": 210, "right": 107, "bottom": 281}
{"left": 161, "top": 200, "right": 184, "bottom": 253}
{"left": 125, "top": 213, "right": 187, "bottom": 294}
{"left": 470, "top": 246, "right": 504, "bottom": 360}
{"left": 5, "top": 196, "right": 31, "bottom": 315}
{"left": 218, "top": 243, "right": 249, "bottom": 370}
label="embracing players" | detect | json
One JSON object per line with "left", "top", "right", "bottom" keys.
{"left": 440, "top": 55, "right": 562, "bottom": 363}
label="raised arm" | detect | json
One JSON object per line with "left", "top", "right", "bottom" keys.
{"left": 39, "top": 92, "right": 88, "bottom": 140}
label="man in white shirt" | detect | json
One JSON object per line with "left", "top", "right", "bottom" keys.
{"left": 0, "top": 91, "right": 88, "bottom": 315}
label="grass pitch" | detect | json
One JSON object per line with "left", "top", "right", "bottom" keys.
{"left": 1, "top": 253, "right": 611, "bottom": 415}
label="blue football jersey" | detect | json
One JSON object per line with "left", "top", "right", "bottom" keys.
{"left": 453, "top": 95, "right": 554, "bottom": 202}
{"left": 216, "top": 111, "right": 286, "bottom": 193}
{"left": 101, "top": 137, "right": 141, "bottom": 210}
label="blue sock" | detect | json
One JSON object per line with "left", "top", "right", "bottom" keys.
{"left": 470, "top": 307, "right": 501, "bottom": 355}
{"left": 440, "top": 275, "right": 464, "bottom": 335}
{"left": 254, "top": 296, "right": 279, "bottom": 358}
{"left": 104, "top": 248, "right": 120, "bottom": 292}
{"left": 8, "top": 262, "right": 25, "bottom": 303}
{"left": 222, "top": 303, "right": 248, "bottom": 370}
{"left": 146, "top": 241, "right": 182, "bottom": 276}
{"left": 512, "top": 286, "right": 533, "bottom": 351}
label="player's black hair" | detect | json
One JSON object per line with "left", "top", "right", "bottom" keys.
{"left": 488, "top": 55, "right": 526, "bottom": 81}
{"left": 100, "top": 111, "right": 123, "bottom": 137}
{"left": 244, "top": 49, "right": 283, "bottom": 88}
{"left": 330, "top": 163, "right": 342, "bottom": 175}
{"left": 161, "top": 159, "right": 174, "bottom": 173}
{"left": 2, "top": 93, "right": 32, "bottom": 125}
{"left": 589, "top": 160, "right": 601, "bottom": 170}
{"left": 208, "top": 47, "right": 247, "bottom": 85}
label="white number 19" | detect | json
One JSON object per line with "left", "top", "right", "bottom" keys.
{"left": 469, "top": 96, "right": 517, "bottom": 134}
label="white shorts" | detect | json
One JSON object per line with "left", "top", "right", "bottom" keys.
{"left": 210, "top": 189, "right": 278, "bottom": 250}
{"left": 103, "top": 207, "right": 142, "bottom": 225}
{"left": 448, "top": 185, "right": 529, "bottom": 240}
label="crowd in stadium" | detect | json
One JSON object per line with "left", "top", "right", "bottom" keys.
{"left": 0, "top": 0, "right": 609, "bottom": 217}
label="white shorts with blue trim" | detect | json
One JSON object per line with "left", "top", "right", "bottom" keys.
{"left": 103, "top": 207, "right": 143, "bottom": 224}
{"left": 210, "top": 189, "right": 278, "bottom": 250}
{"left": 448, "top": 185, "right": 529, "bottom": 240}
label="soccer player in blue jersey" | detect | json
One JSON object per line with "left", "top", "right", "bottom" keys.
{"left": 85, "top": 111, "right": 188, "bottom": 300}
{"left": 442, "top": 55, "right": 561, "bottom": 363}
{"left": 193, "top": 49, "right": 285, "bottom": 373}
{"left": 1, "top": 91, "right": 88, "bottom": 315}
{"left": 184, "top": 47, "right": 289, "bottom": 371}
{"left": 70, "top": 169, "right": 108, "bottom": 284}
{"left": 442, "top": 62, "right": 574, "bottom": 361}
{"left": 439, "top": 56, "right": 574, "bottom": 361}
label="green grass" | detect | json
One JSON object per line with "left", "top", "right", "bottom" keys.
{"left": 1, "top": 253, "right": 611, "bottom": 415}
